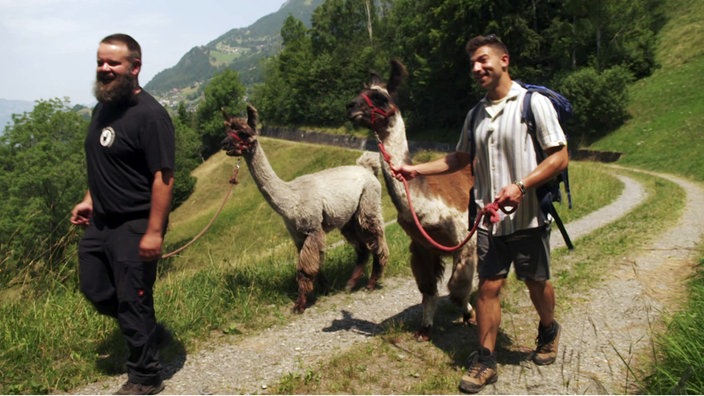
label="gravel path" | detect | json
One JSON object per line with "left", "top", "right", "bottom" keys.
{"left": 72, "top": 168, "right": 704, "bottom": 395}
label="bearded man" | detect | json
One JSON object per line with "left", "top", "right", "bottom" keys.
{"left": 70, "top": 33, "right": 174, "bottom": 395}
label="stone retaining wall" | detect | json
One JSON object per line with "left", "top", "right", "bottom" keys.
{"left": 261, "top": 126, "right": 622, "bottom": 162}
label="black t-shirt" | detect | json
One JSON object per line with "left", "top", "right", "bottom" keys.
{"left": 85, "top": 90, "right": 175, "bottom": 216}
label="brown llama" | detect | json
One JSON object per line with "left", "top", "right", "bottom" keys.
{"left": 221, "top": 104, "right": 390, "bottom": 313}
{"left": 346, "top": 60, "right": 476, "bottom": 341}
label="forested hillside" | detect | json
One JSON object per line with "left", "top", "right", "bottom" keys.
{"left": 144, "top": 0, "right": 324, "bottom": 107}
{"left": 251, "top": 0, "right": 664, "bottom": 147}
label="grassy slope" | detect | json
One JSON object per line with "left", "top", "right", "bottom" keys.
{"left": 590, "top": 0, "right": 704, "bottom": 181}
{"left": 601, "top": 2, "right": 704, "bottom": 392}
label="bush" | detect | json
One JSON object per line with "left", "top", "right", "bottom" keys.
{"left": 559, "top": 66, "right": 634, "bottom": 146}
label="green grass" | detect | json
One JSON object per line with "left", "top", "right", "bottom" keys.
{"left": 0, "top": 137, "right": 620, "bottom": 394}
{"left": 645, "top": 254, "right": 704, "bottom": 394}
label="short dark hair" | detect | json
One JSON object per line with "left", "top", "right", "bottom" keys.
{"left": 465, "top": 34, "right": 509, "bottom": 57}
{"left": 100, "top": 33, "right": 142, "bottom": 65}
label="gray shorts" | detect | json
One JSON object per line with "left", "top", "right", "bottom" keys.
{"left": 477, "top": 226, "right": 551, "bottom": 281}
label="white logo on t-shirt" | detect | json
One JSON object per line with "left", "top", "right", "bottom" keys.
{"left": 100, "top": 127, "right": 116, "bottom": 147}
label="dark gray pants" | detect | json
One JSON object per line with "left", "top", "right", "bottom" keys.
{"left": 78, "top": 215, "right": 162, "bottom": 386}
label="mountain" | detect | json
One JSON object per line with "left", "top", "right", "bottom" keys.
{"left": 0, "top": 98, "right": 35, "bottom": 132}
{"left": 144, "top": 0, "right": 325, "bottom": 108}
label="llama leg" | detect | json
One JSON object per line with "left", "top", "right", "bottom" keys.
{"left": 448, "top": 244, "right": 477, "bottom": 326}
{"left": 294, "top": 230, "right": 325, "bottom": 313}
{"left": 410, "top": 241, "right": 443, "bottom": 341}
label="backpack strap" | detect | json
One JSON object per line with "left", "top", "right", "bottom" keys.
{"left": 522, "top": 90, "right": 572, "bottom": 209}
{"left": 522, "top": 91, "right": 574, "bottom": 249}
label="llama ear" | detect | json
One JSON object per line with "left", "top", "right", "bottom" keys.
{"left": 369, "top": 71, "right": 383, "bottom": 86}
{"left": 246, "top": 104, "right": 259, "bottom": 131}
{"left": 387, "top": 59, "right": 407, "bottom": 95}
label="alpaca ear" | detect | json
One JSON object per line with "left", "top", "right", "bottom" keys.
{"left": 387, "top": 59, "right": 407, "bottom": 95}
{"left": 246, "top": 104, "right": 259, "bottom": 131}
{"left": 221, "top": 107, "right": 230, "bottom": 121}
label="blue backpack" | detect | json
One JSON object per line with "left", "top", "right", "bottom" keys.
{"left": 468, "top": 81, "right": 575, "bottom": 249}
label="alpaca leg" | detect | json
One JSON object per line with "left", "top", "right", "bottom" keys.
{"left": 293, "top": 230, "right": 325, "bottom": 313}
{"left": 365, "top": 226, "right": 388, "bottom": 291}
{"left": 448, "top": 243, "right": 478, "bottom": 326}
{"left": 341, "top": 223, "right": 370, "bottom": 292}
{"left": 356, "top": 185, "right": 388, "bottom": 290}
{"left": 409, "top": 241, "right": 444, "bottom": 341}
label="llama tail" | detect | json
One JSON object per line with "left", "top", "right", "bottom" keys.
{"left": 356, "top": 151, "right": 381, "bottom": 176}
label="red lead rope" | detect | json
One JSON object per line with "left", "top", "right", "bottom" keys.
{"left": 377, "top": 141, "right": 514, "bottom": 253}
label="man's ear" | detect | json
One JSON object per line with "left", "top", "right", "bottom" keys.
{"left": 501, "top": 53, "right": 509, "bottom": 69}
{"left": 131, "top": 59, "right": 142, "bottom": 75}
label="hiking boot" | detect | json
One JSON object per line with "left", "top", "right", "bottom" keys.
{"left": 115, "top": 381, "right": 165, "bottom": 395}
{"left": 459, "top": 350, "right": 498, "bottom": 394}
{"left": 533, "top": 320, "right": 561, "bottom": 365}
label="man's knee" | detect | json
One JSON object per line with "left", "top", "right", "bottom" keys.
{"left": 478, "top": 277, "right": 504, "bottom": 298}
{"left": 80, "top": 283, "right": 118, "bottom": 318}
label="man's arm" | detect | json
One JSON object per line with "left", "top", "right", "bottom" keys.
{"left": 495, "top": 145, "right": 569, "bottom": 206}
{"left": 392, "top": 151, "right": 472, "bottom": 180}
{"left": 139, "top": 169, "right": 174, "bottom": 261}
{"left": 522, "top": 145, "right": 569, "bottom": 190}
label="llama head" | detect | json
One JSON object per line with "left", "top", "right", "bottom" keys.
{"left": 346, "top": 60, "right": 407, "bottom": 139}
{"left": 222, "top": 104, "right": 259, "bottom": 156}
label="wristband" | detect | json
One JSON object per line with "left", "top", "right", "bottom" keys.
{"left": 513, "top": 180, "right": 526, "bottom": 195}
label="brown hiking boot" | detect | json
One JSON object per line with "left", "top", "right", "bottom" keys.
{"left": 115, "top": 381, "right": 165, "bottom": 395}
{"left": 459, "top": 351, "right": 498, "bottom": 393}
{"left": 533, "top": 320, "right": 561, "bottom": 365}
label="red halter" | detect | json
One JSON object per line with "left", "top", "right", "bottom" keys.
{"left": 227, "top": 131, "right": 255, "bottom": 152}
{"left": 361, "top": 93, "right": 396, "bottom": 128}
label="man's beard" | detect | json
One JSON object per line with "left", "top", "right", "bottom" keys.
{"left": 94, "top": 71, "right": 138, "bottom": 105}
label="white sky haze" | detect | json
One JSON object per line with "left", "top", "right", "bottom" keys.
{"left": 0, "top": 0, "right": 288, "bottom": 105}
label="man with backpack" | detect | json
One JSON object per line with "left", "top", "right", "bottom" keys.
{"left": 390, "top": 34, "right": 568, "bottom": 393}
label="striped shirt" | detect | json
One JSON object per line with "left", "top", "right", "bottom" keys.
{"left": 456, "top": 81, "right": 566, "bottom": 236}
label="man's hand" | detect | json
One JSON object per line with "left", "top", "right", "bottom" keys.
{"left": 390, "top": 164, "right": 419, "bottom": 181}
{"left": 70, "top": 201, "right": 93, "bottom": 226}
{"left": 140, "top": 231, "right": 164, "bottom": 261}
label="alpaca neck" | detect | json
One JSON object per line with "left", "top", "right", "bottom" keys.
{"left": 244, "top": 142, "right": 298, "bottom": 216}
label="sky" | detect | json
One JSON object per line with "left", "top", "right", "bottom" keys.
{"left": 0, "top": 0, "right": 289, "bottom": 106}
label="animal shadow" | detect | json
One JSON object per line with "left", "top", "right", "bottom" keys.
{"left": 320, "top": 295, "right": 530, "bottom": 368}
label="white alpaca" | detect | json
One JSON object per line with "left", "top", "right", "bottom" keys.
{"left": 347, "top": 60, "right": 477, "bottom": 341}
{"left": 222, "top": 104, "right": 389, "bottom": 313}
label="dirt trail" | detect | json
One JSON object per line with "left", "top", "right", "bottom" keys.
{"left": 494, "top": 169, "right": 704, "bottom": 394}
{"left": 71, "top": 168, "right": 704, "bottom": 395}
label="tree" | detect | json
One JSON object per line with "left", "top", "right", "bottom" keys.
{"left": 195, "top": 69, "right": 246, "bottom": 159}
{"left": 172, "top": 115, "right": 199, "bottom": 209}
{"left": 255, "top": 3, "right": 389, "bottom": 127}
{"left": 0, "top": 98, "right": 87, "bottom": 283}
